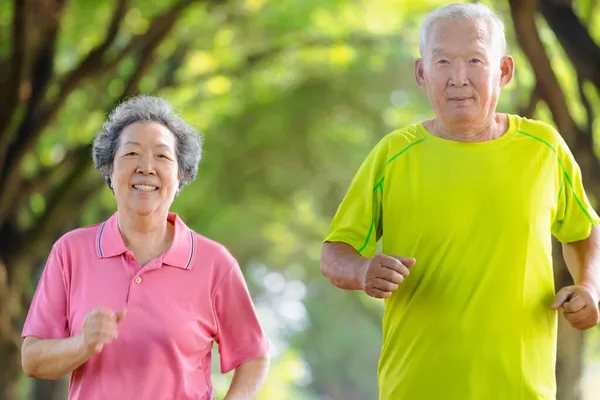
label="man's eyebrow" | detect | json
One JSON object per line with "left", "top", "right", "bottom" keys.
{"left": 431, "top": 48, "right": 444, "bottom": 57}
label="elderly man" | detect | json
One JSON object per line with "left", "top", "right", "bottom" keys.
{"left": 321, "top": 3, "right": 600, "bottom": 400}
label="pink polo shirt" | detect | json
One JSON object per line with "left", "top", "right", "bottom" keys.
{"left": 23, "top": 212, "right": 269, "bottom": 400}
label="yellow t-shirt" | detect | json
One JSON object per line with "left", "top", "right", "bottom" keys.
{"left": 324, "top": 114, "right": 600, "bottom": 400}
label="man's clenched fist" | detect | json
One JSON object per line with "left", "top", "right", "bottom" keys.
{"left": 362, "top": 254, "right": 416, "bottom": 298}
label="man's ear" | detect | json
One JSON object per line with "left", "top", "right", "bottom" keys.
{"left": 499, "top": 55, "right": 514, "bottom": 88}
{"left": 415, "top": 58, "right": 425, "bottom": 89}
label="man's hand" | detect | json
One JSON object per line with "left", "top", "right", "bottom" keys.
{"left": 362, "top": 254, "right": 416, "bottom": 299}
{"left": 79, "top": 307, "right": 126, "bottom": 355}
{"left": 551, "top": 284, "right": 600, "bottom": 330}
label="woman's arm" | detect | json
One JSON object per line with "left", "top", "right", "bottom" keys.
{"left": 21, "top": 335, "right": 90, "bottom": 380}
{"left": 223, "top": 355, "right": 270, "bottom": 400}
{"left": 22, "top": 307, "right": 124, "bottom": 379}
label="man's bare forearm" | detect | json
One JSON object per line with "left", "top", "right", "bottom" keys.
{"left": 21, "top": 335, "right": 91, "bottom": 380}
{"left": 223, "top": 356, "right": 269, "bottom": 400}
{"left": 320, "top": 241, "right": 369, "bottom": 290}
{"left": 562, "top": 224, "right": 600, "bottom": 300}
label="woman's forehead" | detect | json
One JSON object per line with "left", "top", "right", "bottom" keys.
{"left": 118, "top": 122, "right": 177, "bottom": 148}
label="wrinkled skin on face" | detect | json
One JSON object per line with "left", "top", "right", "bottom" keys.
{"left": 415, "top": 18, "right": 514, "bottom": 139}
{"left": 110, "top": 122, "right": 180, "bottom": 218}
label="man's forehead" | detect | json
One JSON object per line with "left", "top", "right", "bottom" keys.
{"left": 426, "top": 19, "right": 494, "bottom": 52}
{"left": 431, "top": 44, "right": 488, "bottom": 56}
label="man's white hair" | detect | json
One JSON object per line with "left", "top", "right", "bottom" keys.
{"left": 419, "top": 2, "right": 507, "bottom": 58}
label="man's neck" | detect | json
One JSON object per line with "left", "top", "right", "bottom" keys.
{"left": 426, "top": 113, "right": 508, "bottom": 143}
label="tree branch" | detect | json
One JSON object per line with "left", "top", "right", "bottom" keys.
{"left": 509, "top": 0, "right": 600, "bottom": 195}
{"left": 0, "top": 0, "right": 203, "bottom": 230}
{"left": 520, "top": 84, "right": 541, "bottom": 118}
{"left": 56, "top": 0, "right": 131, "bottom": 100}
{"left": 508, "top": 0, "right": 579, "bottom": 140}
{"left": 166, "top": 33, "right": 395, "bottom": 101}
{"left": 509, "top": 0, "right": 600, "bottom": 204}
{"left": 119, "top": 39, "right": 162, "bottom": 101}
{"left": 0, "top": 0, "right": 67, "bottom": 171}
{"left": 16, "top": 151, "right": 78, "bottom": 210}
{"left": 540, "top": 0, "right": 600, "bottom": 92}
{"left": 155, "top": 42, "right": 193, "bottom": 91}
{"left": 6, "top": 145, "right": 99, "bottom": 305}
{"left": 0, "top": 0, "right": 29, "bottom": 152}
{"left": 577, "top": 77, "right": 594, "bottom": 136}
{"left": 8, "top": 177, "right": 108, "bottom": 315}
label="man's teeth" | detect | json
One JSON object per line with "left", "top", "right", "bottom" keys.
{"left": 133, "top": 185, "right": 157, "bottom": 192}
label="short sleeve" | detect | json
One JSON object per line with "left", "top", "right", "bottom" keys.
{"left": 324, "top": 137, "right": 388, "bottom": 257}
{"left": 551, "top": 139, "right": 600, "bottom": 243}
{"left": 213, "top": 259, "right": 269, "bottom": 373}
{"left": 22, "top": 243, "right": 69, "bottom": 339}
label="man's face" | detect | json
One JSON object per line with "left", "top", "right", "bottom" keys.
{"left": 415, "top": 18, "right": 513, "bottom": 129}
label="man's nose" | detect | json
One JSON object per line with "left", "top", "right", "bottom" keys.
{"left": 449, "top": 62, "right": 468, "bottom": 86}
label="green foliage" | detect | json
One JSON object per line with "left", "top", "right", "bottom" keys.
{"left": 2, "top": 0, "right": 600, "bottom": 398}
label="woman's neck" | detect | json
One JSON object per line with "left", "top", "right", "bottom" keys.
{"left": 117, "top": 209, "right": 173, "bottom": 266}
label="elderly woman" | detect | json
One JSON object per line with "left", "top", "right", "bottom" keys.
{"left": 21, "top": 96, "right": 270, "bottom": 400}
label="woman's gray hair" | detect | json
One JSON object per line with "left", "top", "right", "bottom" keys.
{"left": 419, "top": 3, "right": 507, "bottom": 58}
{"left": 92, "top": 95, "right": 203, "bottom": 191}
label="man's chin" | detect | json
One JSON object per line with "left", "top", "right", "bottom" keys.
{"left": 446, "top": 110, "right": 479, "bottom": 124}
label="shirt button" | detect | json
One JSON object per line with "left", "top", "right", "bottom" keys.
{"left": 134, "top": 276, "right": 142, "bottom": 284}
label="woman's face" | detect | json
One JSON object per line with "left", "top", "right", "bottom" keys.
{"left": 110, "top": 122, "right": 180, "bottom": 217}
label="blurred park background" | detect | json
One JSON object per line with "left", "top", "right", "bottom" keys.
{"left": 0, "top": 0, "right": 599, "bottom": 399}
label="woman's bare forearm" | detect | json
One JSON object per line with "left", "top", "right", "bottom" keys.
{"left": 21, "top": 335, "right": 91, "bottom": 380}
{"left": 223, "top": 356, "right": 270, "bottom": 400}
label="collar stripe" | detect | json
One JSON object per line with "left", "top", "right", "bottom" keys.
{"left": 185, "top": 229, "right": 194, "bottom": 270}
{"left": 97, "top": 221, "right": 107, "bottom": 258}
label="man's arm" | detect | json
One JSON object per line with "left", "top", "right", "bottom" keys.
{"left": 321, "top": 241, "right": 415, "bottom": 299}
{"left": 562, "top": 224, "right": 600, "bottom": 296}
{"left": 552, "top": 224, "right": 600, "bottom": 330}
{"left": 223, "top": 355, "right": 269, "bottom": 400}
{"left": 320, "top": 241, "right": 370, "bottom": 291}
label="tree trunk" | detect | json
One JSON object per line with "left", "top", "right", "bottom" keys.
{"left": 32, "top": 378, "right": 68, "bottom": 400}
{"left": 0, "top": 259, "right": 21, "bottom": 400}
{"left": 0, "top": 339, "right": 22, "bottom": 400}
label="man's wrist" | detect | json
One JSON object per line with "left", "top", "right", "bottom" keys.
{"left": 357, "top": 258, "right": 370, "bottom": 291}
{"left": 578, "top": 281, "right": 600, "bottom": 304}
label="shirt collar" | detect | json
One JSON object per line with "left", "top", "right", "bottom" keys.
{"left": 96, "top": 212, "right": 195, "bottom": 270}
